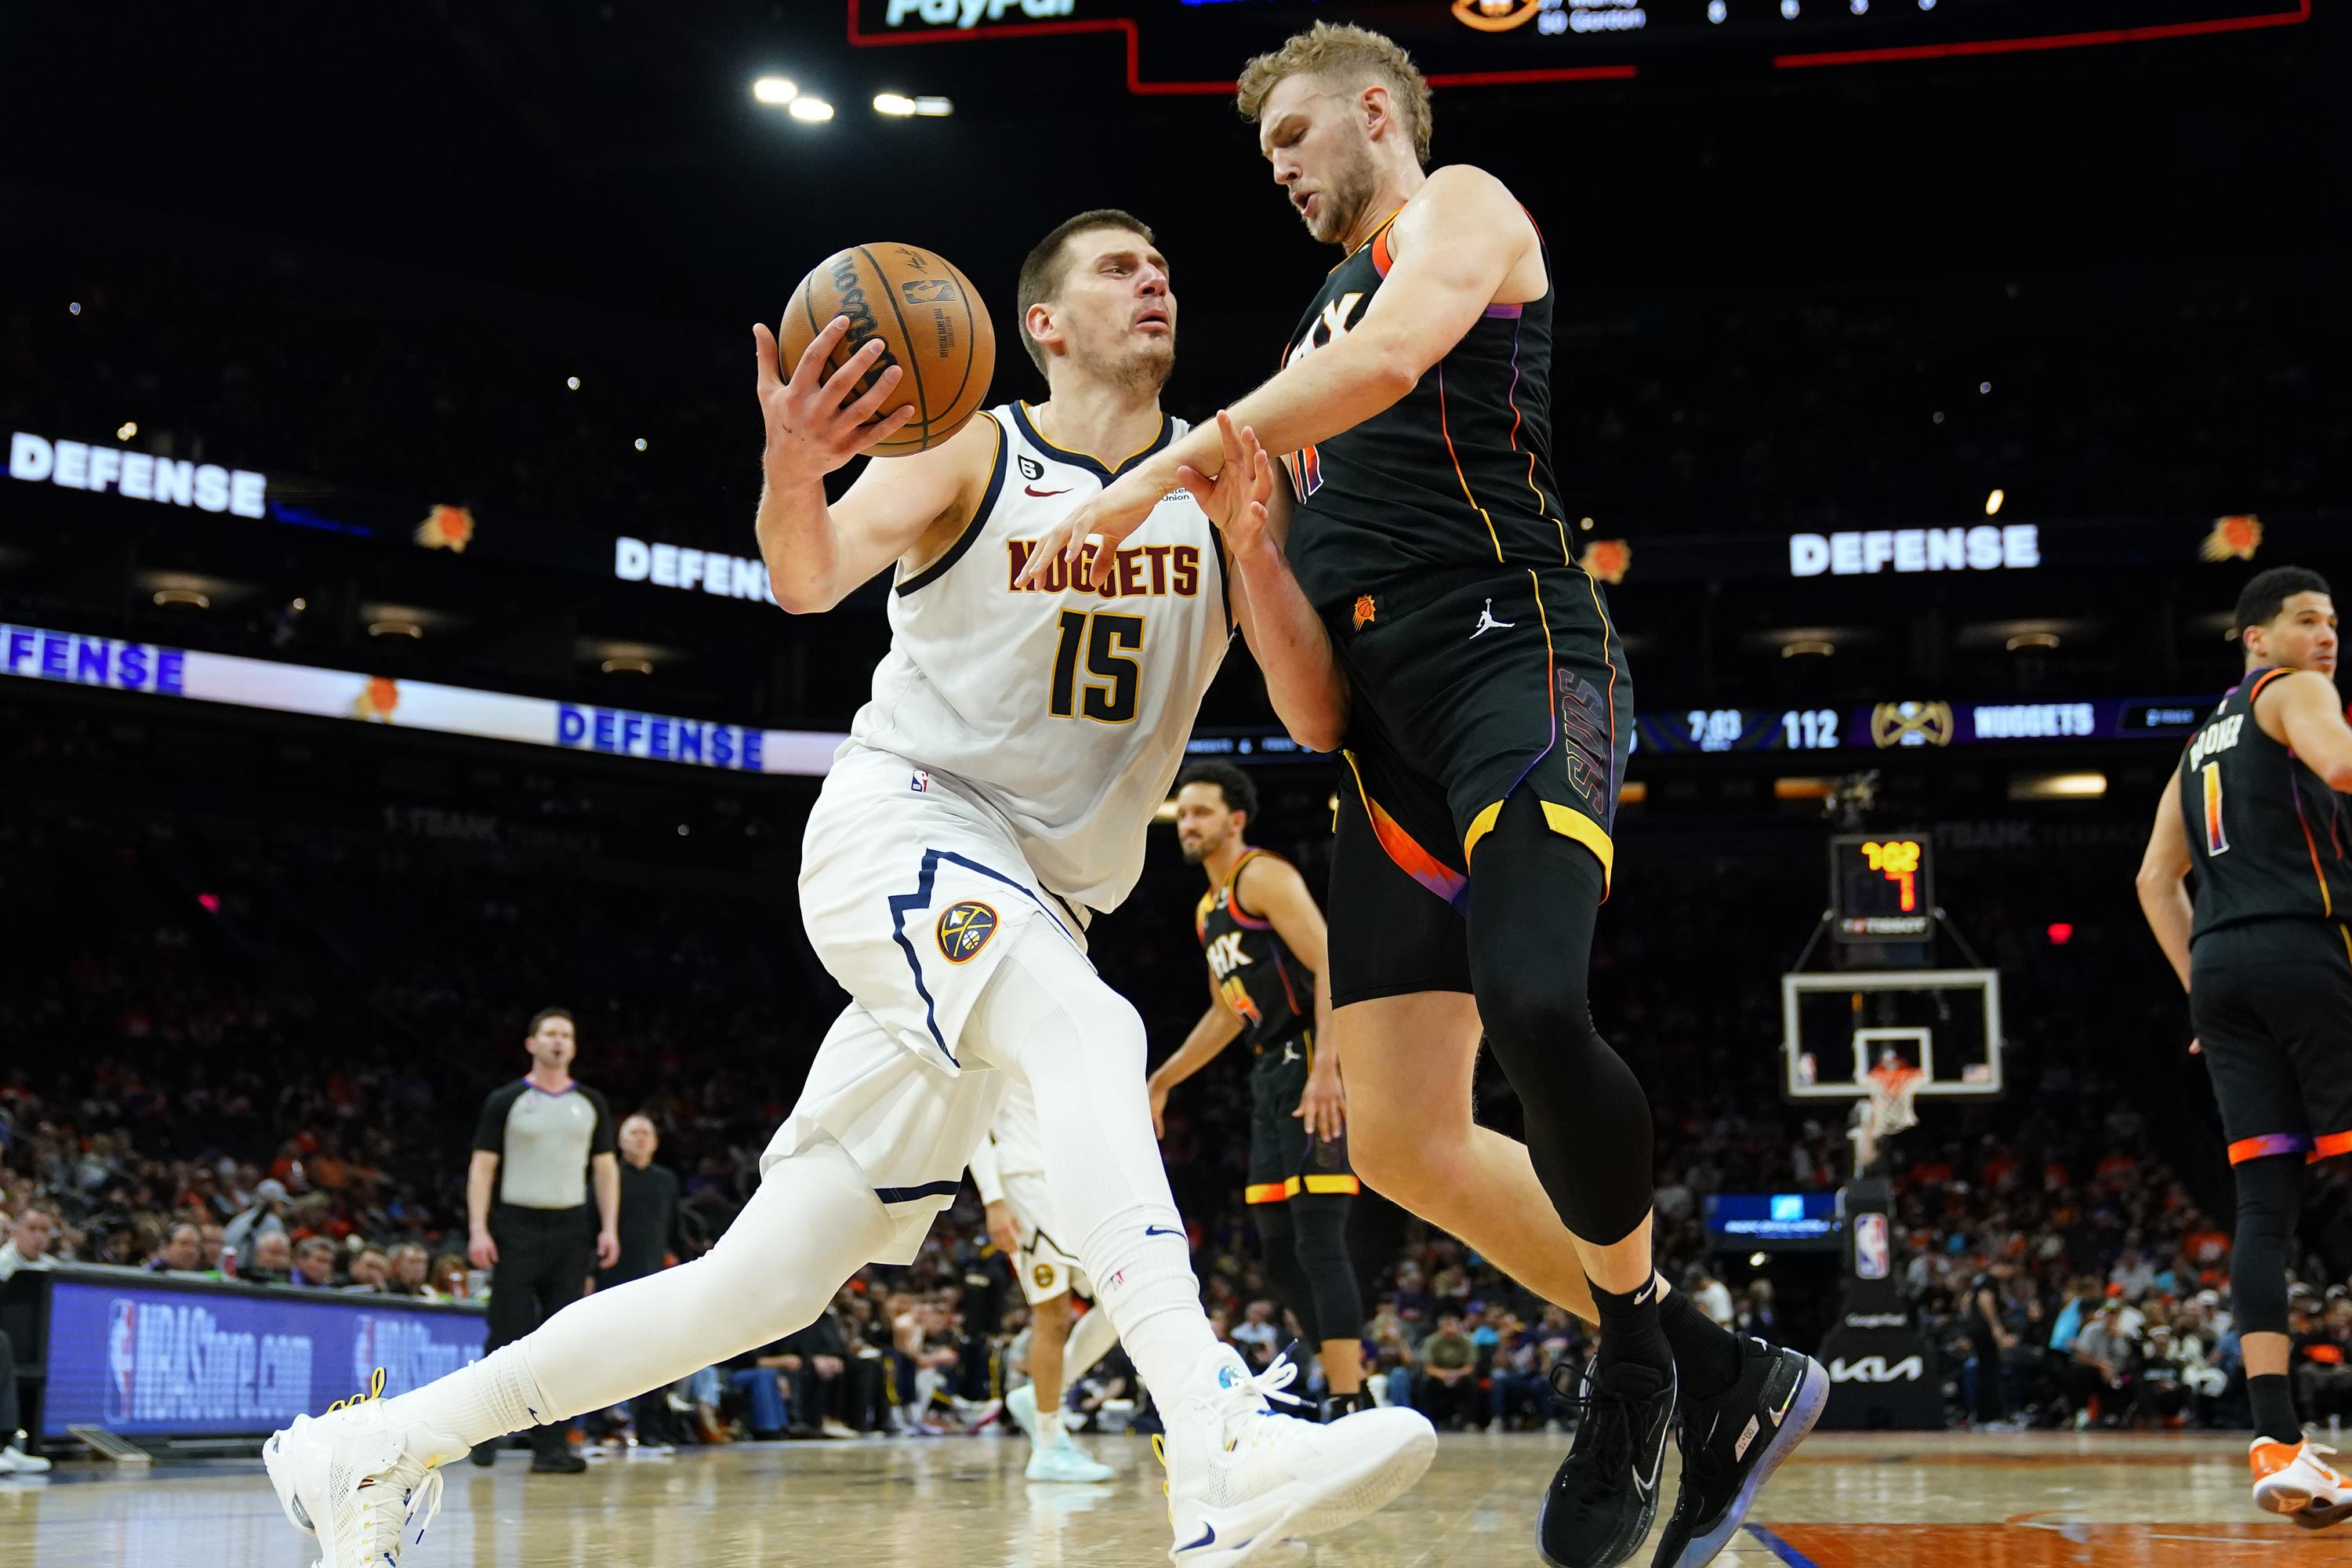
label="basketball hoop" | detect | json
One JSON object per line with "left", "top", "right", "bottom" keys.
{"left": 1864, "top": 1062, "right": 1925, "bottom": 1140}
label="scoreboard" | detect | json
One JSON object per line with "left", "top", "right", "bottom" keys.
{"left": 1633, "top": 695, "right": 2215, "bottom": 756}
{"left": 849, "top": 2, "right": 2307, "bottom": 92}
{"left": 1830, "top": 833, "right": 1933, "bottom": 940}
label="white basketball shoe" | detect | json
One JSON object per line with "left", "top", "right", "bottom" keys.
{"left": 2251, "top": 1436, "right": 2352, "bottom": 1528}
{"left": 265, "top": 1397, "right": 468, "bottom": 1567}
{"left": 1158, "top": 1346, "right": 1435, "bottom": 1567}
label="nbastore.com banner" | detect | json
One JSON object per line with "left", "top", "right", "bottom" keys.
{"left": 0, "top": 622, "right": 846, "bottom": 775}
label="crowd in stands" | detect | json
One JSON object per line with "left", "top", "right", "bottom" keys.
{"left": 12, "top": 758, "right": 2352, "bottom": 1453}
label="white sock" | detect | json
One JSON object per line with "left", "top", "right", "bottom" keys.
{"left": 1062, "top": 1302, "right": 1120, "bottom": 1386}
{"left": 1035, "top": 1410, "right": 1063, "bottom": 1446}
{"left": 382, "top": 1343, "right": 550, "bottom": 1450}
{"left": 381, "top": 1137, "right": 889, "bottom": 1446}
{"left": 965, "top": 927, "right": 1221, "bottom": 1404}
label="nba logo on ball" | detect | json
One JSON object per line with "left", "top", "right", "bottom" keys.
{"left": 107, "top": 1298, "right": 139, "bottom": 1423}
{"left": 936, "top": 901, "right": 997, "bottom": 964}
{"left": 1854, "top": 1212, "right": 1891, "bottom": 1280}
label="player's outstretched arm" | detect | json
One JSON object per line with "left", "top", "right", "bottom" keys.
{"left": 2260, "top": 669, "right": 2352, "bottom": 791}
{"left": 1238, "top": 855, "right": 1344, "bottom": 1144}
{"left": 2133, "top": 769, "right": 2194, "bottom": 992}
{"left": 1020, "top": 166, "right": 1539, "bottom": 590}
{"left": 751, "top": 314, "right": 993, "bottom": 613}
{"left": 1181, "top": 413, "right": 1350, "bottom": 750}
{"left": 1145, "top": 978, "right": 1247, "bottom": 1138}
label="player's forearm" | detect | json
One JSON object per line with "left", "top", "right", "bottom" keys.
{"left": 1230, "top": 537, "right": 1349, "bottom": 751}
{"left": 2134, "top": 875, "right": 2194, "bottom": 990}
{"left": 1149, "top": 1009, "right": 1243, "bottom": 1094}
{"left": 1154, "top": 336, "right": 1417, "bottom": 492}
{"left": 753, "top": 470, "right": 849, "bottom": 614}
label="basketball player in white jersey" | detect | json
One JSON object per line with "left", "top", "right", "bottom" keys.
{"left": 970, "top": 1082, "right": 1123, "bottom": 1482}
{"left": 261, "top": 209, "right": 1432, "bottom": 1568}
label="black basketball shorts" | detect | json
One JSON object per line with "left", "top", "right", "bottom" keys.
{"left": 1244, "top": 1031, "right": 1357, "bottom": 1204}
{"left": 2189, "top": 917, "right": 2352, "bottom": 1163}
{"left": 1321, "top": 564, "right": 1634, "bottom": 1007}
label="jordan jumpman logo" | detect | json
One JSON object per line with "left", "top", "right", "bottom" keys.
{"left": 1471, "top": 599, "right": 1515, "bottom": 639}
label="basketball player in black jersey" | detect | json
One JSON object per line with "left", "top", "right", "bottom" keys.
{"left": 1147, "top": 761, "right": 1369, "bottom": 1419}
{"left": 2137, "top": 565, "right": 2352, "bottom": 1526}
{"left": 1021, "top": 23, "right": 1820, "bottom": 1568}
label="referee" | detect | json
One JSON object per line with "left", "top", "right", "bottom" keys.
{"left": 466, "top": 1007, "right": 619, "bottom": 1472}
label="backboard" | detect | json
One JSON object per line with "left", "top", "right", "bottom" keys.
{"left": 1781, "top": 968, "right": 2004, "bottom": 1102}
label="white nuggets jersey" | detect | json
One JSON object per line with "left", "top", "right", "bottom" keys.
{"left": 848, "top": 401, "right": 1230, "bottom": 912}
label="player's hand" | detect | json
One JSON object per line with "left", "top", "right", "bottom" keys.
{"left": 1295, "top": 1064, "right": 1346, "bottom": 1145}
{"left": 1148, "top": 1080, "right": 1171, "bottom": 1140}
{"left": 984, "top": 1199, "right": 1022, "bottom": 1256}
{"left": 813, "top": 1355, "right": 845, "bottom": 1378}
{"left": 2188, "top": 1036, "right": 2201, "bottom": 1056}
{"left": 467, "top": 1229, "right": 498, "bottom": 1269}
{"left": 1175, "top": 412, "right": 1276, "bottom": 557}
{"left": 754, "top": 314, "right": 919, "bottom": 486}
{"left": 595, "top": 1229, "right": 621, "bottom": 1269}
{"left": 1014, "top": 457, "right": 1173, "bottom": 592}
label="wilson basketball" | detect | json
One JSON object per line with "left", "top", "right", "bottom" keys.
{"left": 779, "top": 242, "right": 995, "bottom": 457}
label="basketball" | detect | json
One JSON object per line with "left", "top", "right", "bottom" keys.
{"left": 779, "top": 242, "right": 995, "bottom": 457}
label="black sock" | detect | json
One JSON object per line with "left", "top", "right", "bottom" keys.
{"left": 2249, "top": 1374, "right": 2303, "bottom": 1444}
{"left": 1590, "top": 1278, "right": 1671, "bottom": 1374}
{"left": 1659, "top": 1287, "right": 1745, "bottom": 1401}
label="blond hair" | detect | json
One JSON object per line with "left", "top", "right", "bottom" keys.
{"left": 1236, "top": 22, "right": 1432, "bottom": 165}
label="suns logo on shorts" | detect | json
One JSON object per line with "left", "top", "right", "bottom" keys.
{"left": 936, "top": 900, "right": 999, "bottom": 964}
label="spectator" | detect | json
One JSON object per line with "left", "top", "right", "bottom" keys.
{"left": 292, "top": 1236, "right": 339, "bottom": 1288}
{"left": 346, "top": 1247, "right": 390, "bottom": 1293}
{"left": 248, "top": 1230, "right": 295, "bottom": 1284}
{"left": 386, "top": 1243, "right": 434, "bottom": 1298}
{"left": 429, "top": 1253, "right": 472, "bottom": 1301}
{"left": 2071, "top": 1301, "right": 2133, "bottom": 1428}
{"left": 2294, "top": 1298, "right": 2352, "bottom": 1428}
{"left": 1414, "top": 1312, "right": 1482, "bottom": 1431}
{"left": 221, "top": 1178, "right": 291, "bottom": 1266}
{"left": 1687, "top": 1265, "right": 1735, "bottom": 1329}
{"left": 1229, "top": 1298, "right": 1282, "bottom": 1371}
{"left": 0, "top": 1209, "right": 56, "bottom": 1283}
{"left": 146, "top": 1222, "right": 203, "bottom": 1273}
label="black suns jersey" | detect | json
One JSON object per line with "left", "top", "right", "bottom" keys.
{"left": 1196, "top": 848, "right": 1315, "bottom": 1053}
{"left": 1278, "top": 201, "right": 1572, "bottom": 620}
{"left": 2179, "top": 666, "right": 2352, "bottom": 941}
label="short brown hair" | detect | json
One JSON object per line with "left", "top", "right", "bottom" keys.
{"left": 1014, "top": 209, "right": 1156, "bottom": 374}
{"left": 527, "top": 1007, "right": 573, "bottom": 1036}
{"left": 1236, "top": 22, "right": 1432, "bottom": 165}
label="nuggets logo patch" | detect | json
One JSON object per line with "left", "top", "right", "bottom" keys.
{"left": 1033, "top": 1262, "right": 1058, "bottom": 1291}
{"left": 936, "top": 900, "right": 999, "bottom": 964}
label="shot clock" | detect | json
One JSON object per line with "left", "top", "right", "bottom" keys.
{"left": 1831, "top": 833, "right": 1933, "bottom": 941}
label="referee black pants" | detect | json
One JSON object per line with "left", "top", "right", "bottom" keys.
{"left": 486, "top": 1203, "right": 596, "bottom": 1457}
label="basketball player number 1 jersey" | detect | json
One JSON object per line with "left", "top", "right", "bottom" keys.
{"left": 848, "top": 402, "right": 1232, "bottom": 913}
{"left": 2177, "top": 666, "right": 2352, "bottom": 941}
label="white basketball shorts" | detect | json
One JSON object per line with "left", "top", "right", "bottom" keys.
{"left": 1004, "top": 1167, "right": 1088, "bottom": 1305}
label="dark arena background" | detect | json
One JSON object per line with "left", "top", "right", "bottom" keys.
{"left": 4, "top": 3, "right": 2350, "bottom": 1566}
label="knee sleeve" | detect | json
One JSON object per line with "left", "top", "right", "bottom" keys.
{"left": 1254, "top": 1203, "right": 1321, "bottom": 1345}
{"left": 2233, "top": 1152, "right": 2303, "bottom": 1337}
{"left": 1466, "top": 793, "right": 1655, "bottom": 1245}
{"left": 1289, "top": 1194, "right": 1364, "bottom": 1346}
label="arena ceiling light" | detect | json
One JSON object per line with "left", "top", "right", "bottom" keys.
{"left": 751, "top": 76, "right": 798, "bottom": 106}
{"left": 117, "top": 420, "right": 138, "bottom": 440}
{"left": 2005, "top": 630, "right": 2060, "bottom": 652}
{"left": 601, "top": 656, "right": 654, "bottom": 676}
{"left": 788, "top": 96, "right": 834, "bottom": 123}
{"left": 367, "top": 618, "right": 423, "bottom": 639}
{"left": 151, "top": 588, "right": 209, "bottom": 609}
{"left": 2009, "top": 771, "right": 2107, "bottom": 801}
{"left": 1780, "top": 638, "right": 1836, "bottom": 659}
{"left": 1984, "top": 488, "right": 2005, "bottom": 516}
{"left": 873, "top": 93, "right": 953, "bottom": 118}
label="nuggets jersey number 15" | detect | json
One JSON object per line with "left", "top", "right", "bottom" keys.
{"left": 848, "top": 402, "right": 1230, "bottom": 914}
{"left": 2177, "top": 666, "right": 2352, "bottom": 940}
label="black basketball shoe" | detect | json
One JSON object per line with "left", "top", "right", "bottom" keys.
{"left": 1537, "top": 1356, "right": 1677, "bottom": 1568}
{"left": 1648, "top": 1338, "right": 1828, "bottom": 1568}
{"left": 1320, "top": 1391, "right": 1377, "bottom": 1423}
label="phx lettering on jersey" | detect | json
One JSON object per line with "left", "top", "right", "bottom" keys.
{"left": 1004, "top": 539, "right": 1202, "bottom": 598}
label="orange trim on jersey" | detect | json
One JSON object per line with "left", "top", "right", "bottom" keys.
{"left": 1497, "top": 314, "right": 1566, "bottom": 564}
{"left": 1193, "top": 890, "right": 1214, "bottom": 944}
{"left": 1244, "top": 1181, "right": 1290, "bottom": 1205}
{"left": 1223, "top": 847, "right": 1276, "bottom": 931}
{"left": 2248, "top": 666, "right": 2296, "bottom": 706}
{"left": 1341, "top": 750, "right": 1468, "bottom": 908}
{"left": 1579, "top": 570, "right": 1624, "bottom": 898}
{"left": 1436, "top": 362, "right": 1506, "bottom": 564}
{"left": 2313, "top": 1130, "right": 2352, "bottom": 1163}
{"left": 2295, "top": 790, "right": 2336, "bottom": 919}
{"left": 2230, "top": 1132, "right": 2314, "bottom": 1163}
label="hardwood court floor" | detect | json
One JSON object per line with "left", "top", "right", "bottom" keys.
{"left": 1, "top": 1429, "right": 2344, "bottom": 1566}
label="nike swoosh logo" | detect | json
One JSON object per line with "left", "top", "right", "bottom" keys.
{"left": 1769, "top": 1381, "right": 1798, "bottom": 1425}
{"left": 1178, "top": 1523, "right": 1217, "bottom": 1552}
{"left": 1145, "top": 1225, "right": 1184, "bottom": 1238}
{"left": 1025, "top": 485, "right": 1071, "bottom": 497}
